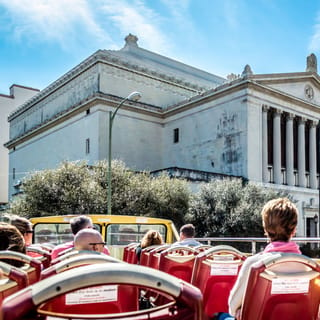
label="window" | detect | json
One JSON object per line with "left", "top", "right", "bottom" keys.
{"left": 85, "top": 138, "right": 90, "bottom": 154}
{"left": 12, "top": 168, "right": 15, "bottom": 180}
{"left": 86, "top": 109, "right": 90, "bottom": 115}
{"left": 173, "top": 128, "right": 179, "bottom": 143}
{"left": 106, "top": 223, "right": 167, "bottom": 245}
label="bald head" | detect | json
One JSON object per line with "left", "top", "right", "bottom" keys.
{"left": 74, "top": 229, "right": 104, "bottom": 253}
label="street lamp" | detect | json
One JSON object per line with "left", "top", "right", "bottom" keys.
{"left": 107, "top": 91, "right": 142, "bottom": 215}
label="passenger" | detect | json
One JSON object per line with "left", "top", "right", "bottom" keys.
{"left": 51, "top": 216, "right": 109, "bottom": 259}
{"left": 214, "top": 197, "right": 301, "bottom": 320}
{"left": 0, "top": 222, "right": 26, "bottom": 267}
{"left": 172, "top": 223, "right": 201, "bottom": 247}
{"left": 135, "top": 230, "right": 164, "bottom": 262}
{"left": 10, "top": 215, "right": 34, "bottom": 246}
{"left": 74, "top": 229, "right": 107, "bottom": 253}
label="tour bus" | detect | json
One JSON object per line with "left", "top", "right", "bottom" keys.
{"left": 29, "top": 214, "right": 179, "bottom": 259}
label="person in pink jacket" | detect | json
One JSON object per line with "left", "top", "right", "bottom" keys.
{"left": 215, "top": 197, "right": 300, "bottom": 320}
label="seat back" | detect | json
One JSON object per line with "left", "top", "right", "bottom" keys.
{"left": 42, "top": 284, "right": 139, "bottom": 315}
{"left": 148, "top": 244, "right": 171, "bottom": 269}
{"left": 128, "top": 244, "right": 139, "bottom": 264}
{"left": 41, "top": 253, "right": 121, "bottom": 280}
{"left": 0, "top": 251, "right": 42, "bottom": 284}
{"left": 123, "top": 243, "right": 139, "bottom": 262}
{"left": 26, "top": 246, "right": 52, "bottom": 269}
{"left": 0, "top": 261, "right": 28, "bottom": 306}
{"left": 158, "top": 246, "right": 197, "bottom": 282}
{"left": 50, "top": 249, "right": 80, "bottom": 265}
{"left": 194, "top": 244, "right": 212, "bottom": 253}
{"left": 191, "top": 245, "right": 246, "bottom": 316}
{"left": 241, "top": 253, "right": 320, "bottom": 320}
{"left": 1, "top": 263, "right": 204, "bottom": 320}
{"left": 139, "top": 245, "right": 161, "bottom": 266}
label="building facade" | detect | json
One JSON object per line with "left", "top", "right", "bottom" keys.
{"left": 0, "top": 85, "right": 39, "bottom": 205}
{"left": 4, "top": 34, "right": 320, "bottom": 237}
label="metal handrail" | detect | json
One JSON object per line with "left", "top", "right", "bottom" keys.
{"left": 194, "top": 237, "right": 320, "bottom": 254}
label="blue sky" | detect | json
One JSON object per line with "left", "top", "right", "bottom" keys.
{"left": 0, "top": 0, "right": 319, "bottom": 94}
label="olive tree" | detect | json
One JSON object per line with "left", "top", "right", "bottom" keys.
{"left": 9, "top": 160, "right": 190, "bottom": 227}
{"left": 186, "top": 178, "right": 288, "bottom": 238}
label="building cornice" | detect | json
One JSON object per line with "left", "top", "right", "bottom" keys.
{"left": 246, "top": 80, "right": 320, "bottom": 113}
{"left": 246, "top": 71, "right": 320, "bottom": 84}
{"left": 8, "top": 50, "right": 212, "bottom": 121}
{"left": 4, "top": 93, "right": 163, "bottom": 149}
{"left": 6, "top": 74, "right": 320, "bottom": 149}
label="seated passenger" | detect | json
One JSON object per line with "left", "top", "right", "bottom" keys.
{"left": 0, "top": 222, "right": 26, "bottom": 267}
{"left": 214, "top": 197, "right": 301, "bottom": 320}
{"left": 135, "top": 230, "right": 164, "bottom": 262}
{"left": 10, "top": 215, "right": 34, "bottom": 247}
{"left": 51, "top": 216, "right": 110, "bottom": 259}
{"left": 172, "top": 224, "right": 201, "bottom": 247}
{"left": 74, "top": 229, "right": 108, "bottom": 253}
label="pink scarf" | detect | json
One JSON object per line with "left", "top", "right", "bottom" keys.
{"left": 263, "top": 241, "right": 301, "bottom": 254}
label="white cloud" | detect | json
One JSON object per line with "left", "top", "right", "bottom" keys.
{"left": 0, "top": 0, "right": 112, "bottom": 50}
{"left": 309, "top": 12, "right": 320, "bottom": 52}
{"left": 0, "top": 0, "right": 175, "bottom": 54}
{"left": 99, "top": 0, "right": 171, "bottom": 53}
{"left": 221, "top": 0, "right": 241, "bottom": 31}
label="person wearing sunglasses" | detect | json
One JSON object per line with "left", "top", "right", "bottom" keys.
{"left": 10, "top": 215, "right": 34, "bottom": 247}
{"left": 74, "top": 229, "right": 108, "bottom": 254}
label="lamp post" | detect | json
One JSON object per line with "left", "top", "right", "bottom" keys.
{"left": 107, "top": 91, "right": 142, "bottom": 215}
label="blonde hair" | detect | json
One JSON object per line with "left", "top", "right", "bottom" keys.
{"left": 140, "top": 230, "right": 163, "bottom": 249}
{"left": 261, "top": 198, "right": 298, "bottom": 242}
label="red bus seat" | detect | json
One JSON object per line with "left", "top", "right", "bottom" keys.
{"left": 148, "top": 244, "right": 171, "bottom": 269}
{"left": 123, "top": 243, "right": 139, "bottom": 263}
{"left": 139, "top": 245, "right": 161, "bottom": 266}
{"left": 26, "top": 246, "right": 52, "bottom": 269}
{"left": 194, "top": 244, "right": 212, "bottom": 253}
{"left": 50, "top": 249, "right": 81, "bottom": 265}
{"left": 41, "top": 253, "right": 121, "bottom": 280}
{"left": 191, "top": 245, "right": 246, "bottom": 317}
{"left": 158, "top": 246, "right": 197, "bottom": 283}
{"left": 240, "top": 252, "right": 320, "bottom": 320}
{"left": 0, "top": 251, "right": 42, "bottom": 284}
{"left": 128, "top": 243, "right": 139, "bottom": 264}
{"left": 0, "top": 261, "right": 28, "bottom": 306}
{"left": 1, "top": 263, "right": 204, "bottom": 320}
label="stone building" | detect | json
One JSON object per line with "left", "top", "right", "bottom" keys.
{"left": 0, "top": 85, "right": 39, "bottom": 206}
{"left": 4, "top": 34, "right": 320, "bottom": 237}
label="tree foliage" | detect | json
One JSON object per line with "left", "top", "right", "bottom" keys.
{"left": 9, "top": 160, "right": 190, "bottom": 227}
{"left": 9, "top": 161, "right": 289, "bottom": 235}
{"left": 186, "top": 178, "right": 289, "bottom": 238}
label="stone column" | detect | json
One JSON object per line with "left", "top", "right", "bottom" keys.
{"left": 286, "top": 113, "right": 294, "bottom": 186}
{"left": 262, "top": 105, "right": 269, "bottom": 182}
{"left": 273, "top": 109, "right": 282, "bottom": 184}
{"left": 309, "top": 121, "right": 317, "bottom": 189}
{"left": 298, "top": 117, "right": 306, "bottom": 187}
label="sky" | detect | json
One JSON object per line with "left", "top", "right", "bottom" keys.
{"left": 0, "top": 0, "right": 320, "bottom": 94}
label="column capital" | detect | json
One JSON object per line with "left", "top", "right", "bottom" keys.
{"left": 286, "top": 113, "right": 295, "bottom": 121}
{"left": 310, "top": 120, "right": 319, "bottom": 128}
{"left": 262, "top": 104, "right": 269, "bottom": 112}
{"left": 274, "top": 108, "right": 282, "bottom": 117}
{"left": 299, "top": 117, "right": 307, "bottom": 124}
